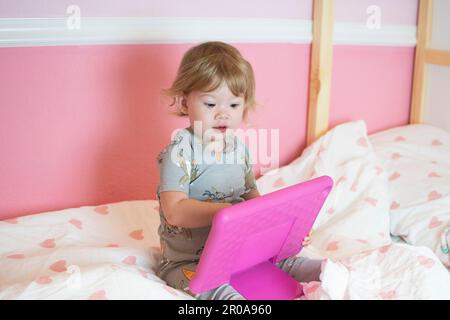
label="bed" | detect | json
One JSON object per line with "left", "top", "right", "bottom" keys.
{"left": 2, "top": 0, "right": 450, "bottom": 300}
{"left": 1, "top": 121, "right": 449, "bottom": 300}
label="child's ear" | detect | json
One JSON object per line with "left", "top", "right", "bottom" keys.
{"left": 180, "top": 97, "right": 188, "bottom": 115}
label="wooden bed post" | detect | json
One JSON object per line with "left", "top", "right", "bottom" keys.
{"left": 410, "top": 0, "right": 433, "bottom": 124}
{"left": 306, "top": 0, "right": 335, "bottom": 146}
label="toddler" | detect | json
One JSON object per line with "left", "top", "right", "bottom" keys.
{"left": 155, "top": 41, "right": 322, "bottom": 300}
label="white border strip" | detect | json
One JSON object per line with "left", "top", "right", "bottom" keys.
{"left": 0, "top": 17, "right": 312, "bottom": 47}
{"left": 0, "top": 17, "right": 416, "bottom": 48}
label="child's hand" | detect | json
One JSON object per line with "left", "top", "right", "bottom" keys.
{"left": 302, "top": 230, "right": 313, "bottom": 247}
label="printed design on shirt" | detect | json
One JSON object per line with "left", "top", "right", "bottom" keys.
{"left": 210, "top": 138, "right": 236, "bottom": 162}
{"left": 182, "top": 268, "right": 196, "bottom": 281}
{"left": 178, "top": 280, "right": 188, "bottom": 291}
{"left": 157, "top": 241, "right": 172, "bottom": 275}
{"left": 177, "top": 148, "right": 191, "bottom": 187}
{"left": 190, "top": 160, "right": 200, "bottom": 184}
{"left": 165, "top": 222, "right": 183, "bottom": 236}
{"left": 196, "top": 245, "right": 204, "bottom": 256}
{"left": 156, "top": 133, "right": 185, "bottom": 165}
{"left": 158, "top": 256, "right": 171, "bottom": 272}
{"left": 202, "top": 187, "right": 233, "bottom": 202}
{"left": 165, "top": 221, "right": 193, "bottom": 240}
{"left": 161, "top": 239, "right": 166, "bottom": 255}
{"left": 214, "top": 149, "right": 223, "bottom": 162}
{"left": 243, "top": 150, "right": 257, "bottom": 192}
{"left": 156, "top": 151, "right": 164, "bottom": 165}
{"left": 161, "top": 212, "right": 193, "bottom": 240}
{"left": 156, "top": 150, "right": 164, "bottom": 165}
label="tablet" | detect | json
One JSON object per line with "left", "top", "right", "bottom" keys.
{"left": 189, "top": 175, "right": 333, "bottom": 300}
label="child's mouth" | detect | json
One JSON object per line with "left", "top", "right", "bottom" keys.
{"left": 213, "top": 126, "right": 228, "bottom": 133}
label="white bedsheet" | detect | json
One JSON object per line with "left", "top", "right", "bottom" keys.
{"left": 257, "top": 121, "right": 450, "bottom": 299}
{"left": 302, "top": 243, "right": 449, "bottom": 300}
{"left": 0, "top": 201, "right": 193, "bottom": 300}
{"left": 370, "top": 124, "right": 450, "bottom": 267}
{"left": 257, "top": 121, "right": 392, "bottom": 260}
{"left": 1, "top": 121, "right": 449, "bottom": 300}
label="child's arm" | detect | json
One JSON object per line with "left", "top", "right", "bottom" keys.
{"left": 159, "top": 191, "right": 232, "bottom": 228}
{"left": 241, "top": 188, "right": 260, "bottom": 201}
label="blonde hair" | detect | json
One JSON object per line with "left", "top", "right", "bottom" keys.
{"left": 162, "top": 41, "right": 257, "bottom": 123}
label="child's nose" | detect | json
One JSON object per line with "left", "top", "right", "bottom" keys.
{"left": 215, "top": 109, "right": 229, "bottom": 119}
{"left": 216, "top": 113, "right": 229, "bottom": 120}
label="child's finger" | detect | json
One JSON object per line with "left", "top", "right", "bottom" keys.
{"left": 302, "top": 237, "right": 311, "bottom": 246}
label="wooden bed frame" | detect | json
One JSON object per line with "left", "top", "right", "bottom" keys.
{"left": 307, "top": 0, "right": 450, "bottom": 145}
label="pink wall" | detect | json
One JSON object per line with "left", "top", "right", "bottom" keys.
{"left": 0, "top": 0, "right": 419, "bottom": 219}
{"left": 329, "top": 46, "right": 415, "bottom": 133}
{"left": 0, "top": 44, "right": 311, "bottom": 219}
{"left": 0, "top": 43, "right": 414, "bottom": 220}
{"left": 329, "top": 0, "right": 417, "bottom": 133}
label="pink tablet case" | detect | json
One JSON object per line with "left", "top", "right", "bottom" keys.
{"left": 189, "top": 175, "right": 333, "bottom": 300}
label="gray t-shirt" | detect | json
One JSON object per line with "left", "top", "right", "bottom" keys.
{"left": 155, "top": 126, "right": 257, "bottom": 280}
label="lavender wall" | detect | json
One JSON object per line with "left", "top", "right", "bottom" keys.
{"left": 0, "top": 0, "right": 313, "bottom": 19}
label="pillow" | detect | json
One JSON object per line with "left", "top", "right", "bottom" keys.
{"left": 369, "top": 124, "right": 450, "bottom": 267}
{"left": 256, "top": 121, "right": 391, "bottom": 260}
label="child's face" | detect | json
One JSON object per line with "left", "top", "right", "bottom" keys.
{"left": 182, "top": 83, "right": 245, "bottom": 143}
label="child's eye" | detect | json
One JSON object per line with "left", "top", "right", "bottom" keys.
{"left": 204, "top": 103, "right": 215, "bottom": 108}
{"left": 230, "top": 104, "right": 240, "bottom": 108}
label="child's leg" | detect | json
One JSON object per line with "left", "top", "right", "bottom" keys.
{"left": 194, "top": 284, "right": 245, "bottom": 300}
{"left": 194, "top": 257, "right": 322, "bottom": 299}
{"left": 191, "top": 257, "right": 322, "bottom": 299}
{"left": 276, "top": 256, "right": 323, "bottom": 283}
{"left": 159, "top": 261, "right": 245, "bottom": 300}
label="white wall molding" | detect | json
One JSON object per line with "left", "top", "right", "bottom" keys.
{"left": 0, "top": 17, "right": 416, "bottom": 48}
{"left": 0, "top": 17, "right": 312, "bottom": 47}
